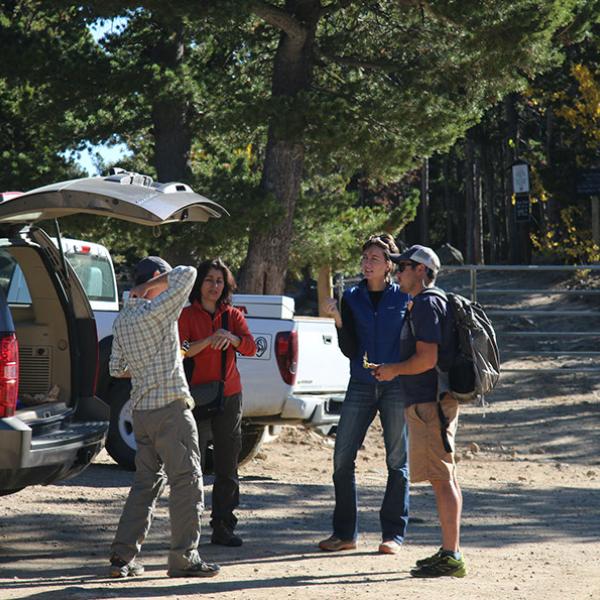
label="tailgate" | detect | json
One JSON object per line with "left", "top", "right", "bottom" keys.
{"left": 293, "top": 317, "right": 349, "bottom": 393}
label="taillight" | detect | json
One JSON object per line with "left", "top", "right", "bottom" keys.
{"left": 275, "top": 330, "right": 298, "bottom": 385}
{"left": 0, "top": 333, "right": 19, "bottom": 417}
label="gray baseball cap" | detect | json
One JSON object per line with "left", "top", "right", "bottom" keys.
{"left": 134, "top": 256, "right": 172, "bottom": 285}
{"left": 389, "top": 244, "right": 441, "bottom": 273}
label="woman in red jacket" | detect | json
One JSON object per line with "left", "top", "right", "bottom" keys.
{"left": 178, "top": 258, "right": 256, "bottom": 547}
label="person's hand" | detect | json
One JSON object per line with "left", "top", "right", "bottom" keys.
{"left": 210, "top": 330, "right": 234, "bottom": 350}
{"left": 322, "top": 298, "right": 342, "bottom": 328}
{"left": 372, "top": 363, "right": 398, "bottom": 382}
{"left": 322, "top": 298, "right": 340, "bottom": 318}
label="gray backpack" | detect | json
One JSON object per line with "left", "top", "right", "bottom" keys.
{"left": 412, "top": 288, "right": 501, "bottom": 403}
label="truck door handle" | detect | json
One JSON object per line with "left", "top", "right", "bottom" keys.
{"left": 322, "top": 335, "right": 332, "bottom": 344}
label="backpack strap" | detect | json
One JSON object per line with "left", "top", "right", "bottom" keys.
{"left": 413, "top": 287, "right": 454, "bottom": 453}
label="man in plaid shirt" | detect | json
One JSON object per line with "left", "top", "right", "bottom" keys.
{"left": 108, "top": 256, "right": 220, "bottom": 579}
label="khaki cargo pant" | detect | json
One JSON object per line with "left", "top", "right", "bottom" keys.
{"left": 110, "top": 398, "right": 204, "bottom": 570}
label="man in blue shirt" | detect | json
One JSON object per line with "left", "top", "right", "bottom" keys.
{"left": 373, "top": 245, "right": 466, "bottom": 578}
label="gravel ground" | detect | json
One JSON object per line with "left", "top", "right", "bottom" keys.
{"left": 1, "top": 367, "right": 599, "bottom": 600}
{"left": 1, "top": 270, "right": 600, "bottom": 600}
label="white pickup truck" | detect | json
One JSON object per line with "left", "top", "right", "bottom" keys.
{"left": 8, "top": 239, "right": 350, "bottom": 471}
{"left": 102, "top": 293, "right": 350, "bottom": 471}
{"left": 9, "top": 238, "right": 348, "bottom": 470}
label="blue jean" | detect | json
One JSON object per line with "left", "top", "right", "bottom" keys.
{"left": 332, "top": 378, "right": 409, "bottom": 543}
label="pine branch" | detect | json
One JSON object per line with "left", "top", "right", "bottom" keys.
{"left": 320, "top": 0, "right": 352, "bottom": 18}
{"left": 246, "top": 0, "right": 307, "bottom": 43}
{"left": 317, "top": 48, "right": 401, "bottom": 73}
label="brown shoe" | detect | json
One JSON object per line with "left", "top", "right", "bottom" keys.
{"left": 318, "top": 535, "right": 357, "bottom": 552}
{"left": 378, "top": 540, "right": 401, "bottom": 555}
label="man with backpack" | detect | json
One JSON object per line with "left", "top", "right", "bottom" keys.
{"left": 373, "top": 245, "right": 467, "bottom": 578}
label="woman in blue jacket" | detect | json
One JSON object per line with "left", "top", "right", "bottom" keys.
{"left": 319, "top": 234, "right": 410, "bottom": 554}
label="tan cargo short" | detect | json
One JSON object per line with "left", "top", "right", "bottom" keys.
{"left": 405, "top": 394, "right": 459, "bottom": 483}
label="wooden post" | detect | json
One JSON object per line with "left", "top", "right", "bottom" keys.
{"left": 317, "top": 265, "right": 333, "bottom": 317}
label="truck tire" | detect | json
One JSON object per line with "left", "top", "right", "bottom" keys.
{"left": 198, "top": 423, "right": 266, "bottom": 472}
{"left": 238, "top": 423, "right": 267, "bottom": 467}
{"left": 104, "top": 383, "right": 266, "bottom": 473}
{"left": 105, "top": 380, "right": 136, "bottom": 471}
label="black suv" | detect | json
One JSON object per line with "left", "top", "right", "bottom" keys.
{"left": 0, "top": 172, "right": 226, "bottom": 494}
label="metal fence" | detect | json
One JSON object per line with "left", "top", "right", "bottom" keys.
{"left": 438, "top": 265, "right": 600, "bottom": 374}
{"left": 337, "top": 265, "right": 600, "bottom": 374}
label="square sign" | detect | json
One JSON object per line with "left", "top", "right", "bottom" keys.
{"left": 515, "top": 194, "right": 530, "bottom": 222}
{"left": 512, "top": 163, "right": 530, "bottom": 194}
{"left": 577, "top": 170, "right": 600, "bottom": 196}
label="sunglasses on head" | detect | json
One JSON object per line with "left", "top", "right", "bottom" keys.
{"left": 396, "top": 261, "right": 419, "bottom": 272}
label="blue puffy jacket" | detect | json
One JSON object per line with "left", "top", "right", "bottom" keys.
{"left": 343, "top": 280, "right": 409, "bottom": 383}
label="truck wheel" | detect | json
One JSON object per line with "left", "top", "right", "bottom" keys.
{"left": 198, "top": 423, "right": 266, "bottom": 474}
{"left": 105, "top": 380, "right": 137, "bottom": 471}
{"left": 239, "top": 423, "right": 267, "bottom": 467}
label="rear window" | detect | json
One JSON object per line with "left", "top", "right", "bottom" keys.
{"left": 0, "top": 247, "right": 116, "bottom": 305}
{"left": 65, "top": 252, "right": 116, "bottom": 303}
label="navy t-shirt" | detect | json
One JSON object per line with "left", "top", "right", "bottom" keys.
{"left": 399, "top": 289, "right": 456, "bottom": 407}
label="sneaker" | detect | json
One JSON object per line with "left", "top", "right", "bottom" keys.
{"left": 318, "top": 535, "right": 357, "bottom": 552}
{"left": 109, "top": 555, "right": 145, "bottom": 578}
{"left": 410, "top": 553, "right": 467, "bottom": 578}
{"left": 211, "top": 522, "right": 243, "bottom": 547}
{"left": 415, "top": 547, "right": 443, "bottom": 567}
{"left": 167, "top": 560, "right": 221, "bottom": 578}
{"left": 378, "top": 540, "right": 401, "bottom": 555}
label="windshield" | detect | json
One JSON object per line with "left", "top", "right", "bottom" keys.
{"left": 65, "top": 252, "right": 116, "bottom": 303}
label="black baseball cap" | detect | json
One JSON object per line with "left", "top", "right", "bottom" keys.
{"left": 134, "top": 256, "right": 172, "bottom": 285}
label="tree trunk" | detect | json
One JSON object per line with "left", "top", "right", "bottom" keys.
{"left": 442, "top": 156, "right": 454, "bottom": 244}
{"left": 150, "top": 18, "right": 192, "bottom": 183}
{"left": 481, "top": 136, "right": 497, "bottom": 263}
{"left": 464, "top": 136, "right": 475, "bottom": 263}
{"left": 418, "top": 158, "right": 430, "bottom": 245}
{"left": 238, "top": 1, "right": 321, "bottom": 294}
{"left": 504, "top": 93, "right": 520, "bottom": 263}
{"left": 472, "top": 129, "right": 484, "bottom": 264}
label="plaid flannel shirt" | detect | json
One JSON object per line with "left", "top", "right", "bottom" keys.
{"left": 109, "top": 266, "right": 196, "bottom": 411}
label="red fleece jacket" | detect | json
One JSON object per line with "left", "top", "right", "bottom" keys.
{"left": 178, "top": 302, "right": 256, "bottom": 396}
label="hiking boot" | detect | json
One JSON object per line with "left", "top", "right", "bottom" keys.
{"left": 109, "top": 554, "right": 145, "bottom": 578}
{"left": 378, "top": 540, "right": 401, "bottom": 555}
{"left": 410, "top": 553, "right": 467, "bottom": 578}
{"left": 167, "top": 560, "right": 220, "bottom": 578}
{"left": 211, "top": 522, "right": 243, "bottom": 547}
{"left": 318, "top": 535, "right": 357, "bottom": 552}
{"left": 415, "top": 547, "right": 443, "bottom": 567}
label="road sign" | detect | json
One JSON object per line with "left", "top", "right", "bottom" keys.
{"left": 512, "top": 162, "right": 530, "bottom": 194}
{"left": 577, "top": 170, "right": 600, "bottom": 196}
{"left": 515, "top": 194, "right": 530, "bottom": 222}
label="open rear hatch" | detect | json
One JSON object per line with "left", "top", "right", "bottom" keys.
{"left": 0, "top": 170, "right": 229, "bottom": 226}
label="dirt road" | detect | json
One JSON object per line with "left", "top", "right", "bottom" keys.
{"left": 1, "top": 366, "right": 599, "bottom": 600}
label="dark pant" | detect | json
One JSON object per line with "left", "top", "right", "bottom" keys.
{"left": 332, "top": 378, "right": 409, "bottom": 543}
{"left": 199, "top": 392, "right": 243, "bottom": 529}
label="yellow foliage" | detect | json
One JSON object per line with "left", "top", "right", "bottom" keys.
{"left": 531, "top": 206, "right": 600, "bottom": 264}
{"left": 555, "top": 64, "right": 600, "bottom": 148}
